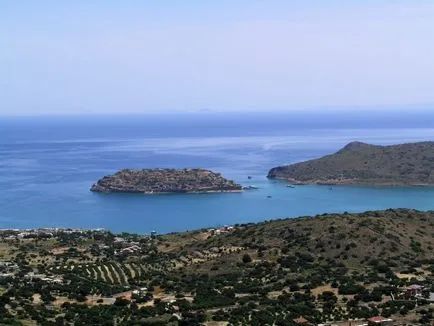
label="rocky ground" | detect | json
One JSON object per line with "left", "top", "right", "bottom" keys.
{"left": 90, "top": 168, "right": 243, "bottom": 194}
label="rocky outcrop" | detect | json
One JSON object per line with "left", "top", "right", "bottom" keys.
{"left": 91, "top": 168, "right": 243, "bottom": 194}
{"left": 268, "top": 141, "right": 434, "bottom": 186}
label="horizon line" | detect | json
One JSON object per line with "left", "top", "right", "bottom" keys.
{"left": 1, "top": 105, "right": 434, "bottom": 118}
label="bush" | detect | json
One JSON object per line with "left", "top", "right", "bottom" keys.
{"left": 338, "top": 283, "right": 366, "bottom": 295}
{"left": 242, "top": 254, "right": 252, "bottom": 264}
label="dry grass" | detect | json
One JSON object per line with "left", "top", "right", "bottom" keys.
{"left": 311, "top": 284, "right": 338, "bottom": 297}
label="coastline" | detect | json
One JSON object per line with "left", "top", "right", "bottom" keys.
{"left": 272, "top": 177, "right": 434, "bottom": 188}
{"left": 141, "top": 189, "right": 244, "bottom": 195}
{"left": 93, "top": 189, "right": 244, "bottom": 195}
{"left": 1, "top": 207, "right": 430, "bottom": 235}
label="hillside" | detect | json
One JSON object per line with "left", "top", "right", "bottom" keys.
{"left": 268, "top": 141, "right": 434, "bottom": 186}
{"left": 161, "top": 208, "right": 434, "bottom": 273}
{"left": 90, "top": 168, "right": 242, "bottom": 193}
{"left": 1, "top": 209, "right": 433, "bottom": 325}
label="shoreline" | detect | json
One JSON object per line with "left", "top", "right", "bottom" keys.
{"left": 93, "top": 189, "right": 244, "bottom": 195}
{"left": 271, "top": 177, "right": 434, "bottom": 188}
{"left": 0, "top": 207, "right": 427, "bottom": 235}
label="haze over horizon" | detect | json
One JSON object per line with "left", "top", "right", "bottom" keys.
{"left": 1, "top": 1, "right": 434, "bottom": 116}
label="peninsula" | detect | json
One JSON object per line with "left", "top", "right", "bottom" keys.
{"left": 90, "top": 168, "right": 243, "bottom": 194}
{"left": 268, "top": 141, "right": 434, "bottom": 186}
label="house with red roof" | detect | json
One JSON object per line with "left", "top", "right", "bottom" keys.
{"left": 405, "top": 284, "right": 424, "bottom": 297}
{"left": 293, "top": 316, "right": 310, "bottom": 325}
{"left": 367, "top": 316, "right": 393, "bottom": 326}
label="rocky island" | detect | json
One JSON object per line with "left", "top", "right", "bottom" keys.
{"left": 268, "top": 141, "right": 434, "bottom": 186}
{"left": 90, "top": 168, "right": 243, "bottom": 194}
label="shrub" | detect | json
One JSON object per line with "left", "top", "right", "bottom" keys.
{"left": 242, "top": 254, "right": 252, "bottom": 264}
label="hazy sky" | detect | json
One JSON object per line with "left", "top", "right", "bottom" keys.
{"left": 1, "top": 1, "right": 433, "bottom": 115}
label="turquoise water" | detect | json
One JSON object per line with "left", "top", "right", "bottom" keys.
{"left": 1, "top": 112, "right": 434, "bottom": 233}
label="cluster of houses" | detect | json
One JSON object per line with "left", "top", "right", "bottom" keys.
{"left": 399, "top": 284, "right": 424, "bottom": 299}
{"left": 113, "top": 237, "right": 144, "bottom": 256}
{"left": 0, "top": 264, "right": 64, "bottom": 285}
{"left": 297, "top": 316, "right": 394, "bottom": 326}
{"left": 131, "top": 287, "right": 148, "bottom": 297}
{"left": 24, "top": 272, "right": 63, "bottom": 284}
{"left": 119, "top": 245, "right": 141, "bottom": 255}
{"left": 207, "top": 225, "right": 235, "bottom": 236}
{"left": 293, "top": 286, "right": 434, "bottom": 326}
{"left": 0, "top": 227, "right": 106, "bottom": 241}
{"left": 0, "top": 261, "right": 19, "bottom": 278}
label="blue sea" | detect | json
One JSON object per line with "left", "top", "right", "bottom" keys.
{"left": 1, "top": 111, "right": 434, "bottom": 234}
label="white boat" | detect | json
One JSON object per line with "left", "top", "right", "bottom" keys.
{"left": 243, "top": 185, "right": 259, "bottom": 190}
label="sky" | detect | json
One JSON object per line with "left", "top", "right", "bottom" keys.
{"left": 1, "top": 1, "right": 434, "bottom": 115}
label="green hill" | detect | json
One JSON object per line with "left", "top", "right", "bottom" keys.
{"left": 161, "top": 208, "right": 434, "bottom": 273}
{"left": 268, "top": 141, "right": 434, "bottom": 186}
{"left": 1, "top": 209, "right": 433, "bottom": 325}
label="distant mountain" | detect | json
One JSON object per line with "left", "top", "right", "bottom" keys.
{"left": 268, "top": 141, "right": 434, "bottom": 186}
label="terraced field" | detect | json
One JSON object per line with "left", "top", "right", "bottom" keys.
{"left": 47, "top": 261, "right": 170, "bottom": 286}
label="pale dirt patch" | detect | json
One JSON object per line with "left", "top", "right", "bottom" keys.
{"left": 396, "top": 272, "right": 416, "bottom": 279}
{"left": 53, "top": 296, "right": 73, "bottom": 306}
{"left": 19, "top": 320, "right": 37, "bottom": 326}
{"left": 395, "top": 272, "right": 425, "bottom": 281}
{"left": 266, "top": 290, "right": 288, "bottom": 299}
{"left": 154, "top": 292, "right": 175, "bottom": 302}
{"left": 173, "top": 261, "right": 185, "bottom": 269}
{"left": 113, "top": 291, "right": 132, "bottom": 300}
{"left": 235, "top": 293, "right": 252, "bottom": 298}
{"left": 311, "top": 284, "right": 338, "bottom": 297}
{"left": 197, "top": 232, "right": 212, "bottom": 240}
{"left": 334, "top": 322, "right": 368, "bottom": 326}
{"left": 86, "top": 295, "right": 116, "bottom": 305}
{"left": 138, "top": 290, "right": 179, "bottom": 308}
{"left": 32, "top": 294, "right": 42, "bottom": 304}
{"left": 177, "top": 295, "right": 194, "bottom": 303}
{"left": 50, "top": 247, "right": 69, "bottom": 255}
{"left": 153, "top": 285, "right": 164, "bottom": 296}
{"left": 53, "top": 295, "right": 113, "bottom": 306}
{"left": 192, "top": 258, "right": 205, "bottom": 264}
{"left": 51, "top": 247, "right": 85, "bottom": 255}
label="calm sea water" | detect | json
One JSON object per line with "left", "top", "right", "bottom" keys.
{"left": 1, "top": 111, "right": 434, "bottom": 234}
